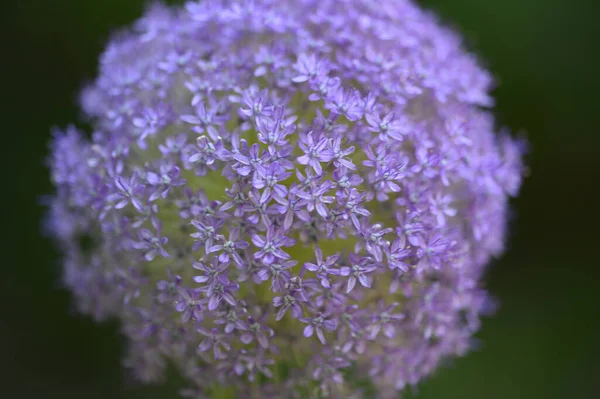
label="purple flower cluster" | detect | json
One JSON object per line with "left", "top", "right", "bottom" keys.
{"left": 47, "top": 1, "right": 524, "bottom": 398}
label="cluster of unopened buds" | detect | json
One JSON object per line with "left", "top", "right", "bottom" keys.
{"left": 47, "top": 1, "right": 524, "bottom": 398}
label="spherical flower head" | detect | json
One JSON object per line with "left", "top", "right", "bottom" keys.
{"left": 47, "top": 1, "right": 525, "bottom": 398}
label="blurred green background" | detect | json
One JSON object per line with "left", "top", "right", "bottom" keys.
{"left": 1, "top": 0, "right": 598, "bottom": 398}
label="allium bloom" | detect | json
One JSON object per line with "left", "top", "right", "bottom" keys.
{"left": 47, "top": 1, "right": 525, "bottom": 398}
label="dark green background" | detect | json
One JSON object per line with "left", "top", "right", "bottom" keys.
{"left": 1, "top": 0, "right": 598, "bottom": 397}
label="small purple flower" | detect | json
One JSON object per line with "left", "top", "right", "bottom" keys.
{"left": 411, "top": 146, "right": 441, "bottom": 179}
{"left": 242, "top": 190, "right": 275, "bottom": 226}
{"left": 341, "top": 328, "right": 371, "bottom": 355}
{"left": 360, "top": 223, "right": 393, "bottom": 262}
{"left": 295, "top": 180, "right": 335, "bottom": 218}
{"left": 368, "top": 301, "right": 405, "bottom": 339}
{"left": 114, "top": 266, "right": 146, "bottom": 304}
{"left": 332, "top": 167, "right": 363, "bottom": 196}
{"left": 309, "top": 74, "right": 341, "bottom": 102}
{"left": 304, "top": 247, "right": 341, "bottom": 288}
{"left": 181, "top": 95, "right": 228, "bottom": 140}
{"left": 387, "top": 235, "right": 413, "bottom": 272}
{"left": 325, "top": 87, "right": 364, "bottom": 121}
{"left": 374, "top": 161, "right": 405, "bottom": 195}
{"left": 328, "top": 135, "right": 356, "bottom": 170}
{"left": 256, "top": 105, "right": 296, "bottom": 150}
{"left": 417, "top": 233, "right": 450, "bottom": 271}
{"left": 300, "top": 313, "right": 337, "bottom": 344}
{"left": 146, "top": 163, "right": 186, "bottom": 201}
{"left": 197, "top": 327, "right": 231, "bottom": 359}
{"left": 221, "top": 182, "right": 248, "bottom": 218}
{"left": 429, "top": 192, "right": 458, "bottom": 227}
{"left": 190, "top": 218, "right": 225, "bottom": 253}
{"left": 312, "top": 347, "right": 350, "bottom": 385}
{"left": 340, "top": 188, "right": 371, "bottom": 230}
{"left": 252, "top": 226, "right": 295, "bottom": 265}
{"left": 206, "top": 228, "right": 249, "bottom": 266}
{"left": 159, "top": 47, "right": 196, "bottom": 73}
{"left": 188, "top": 136, "right": 232, "bottom": 166}
{"left": 313, "top": 281, "right": 347, "bottom": 310}
{"left": 340, "top": 254, "right": 378, "bottom": 293}
{"left": 156, "top": 268, "right": 182, "bottom": 304}
{"left": 292, "top": 53, "right": 328, "bottom": 83}
{"left": 133, "top": 102, "right": 172, "bottom": 148}
{"left": 214, "top": 307, "right": 248, "bottom": 334}
{"left": 297, "top": 132, "right": 333, "bottom": 175}
{"left": 256, "top": 259, "right": 296, "bottom": 293}
{"left": 252, "top": 161, "right": 291, "bottom": 203}
{"left": 107, "top": 173, "right": 144, "bottom": 210}
{"left": 203, "top": 276, "right": 239, "bottom": 311}
{"left": 253, "top": 44, "right": 288, "bottom": 77}
{"left": 233, "top": 143, "right": 269, "bottom": 179}
{"left": 272, "top": 291, "right": 303, "bottom": 321}
{"left": 239, "top": 315, "right": 274, "bottom": 349}
{"left": 175, "top": 187, "right": 211, "bottom": 219}
{"left": 193, "top": 258, "right": 229, "bottom": 288}
{"left": 231, "top": 86, "right": 273, "bottom": 124}
{"left": 174, "top": 288, "right": 204, "bottom": 323}
{"left": 132, "top": 219, "right": 170, "bottom": 261}
{"left": 159, "top": 133, "right": 187, "bottom": 157}
{"left": 395, "top": 211, "right": 427, "bottom": 246}
{"left": 365, "top": 110, "right": 406, "bottom": 142}
{"left": 272, "top": 189, "right": 310, "bottom": 230}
